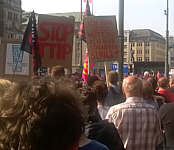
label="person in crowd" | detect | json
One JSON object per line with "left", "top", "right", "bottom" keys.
{"left": 0, "top": 79, "right": 12, "bottom": 97}
{"left": 168, "top": 76, "right": 174, "bottom": 93}
{"left": 106, "top": 76, "right": 162, "bottom": 150}
{"left": 51, "top": 65, "right": 65, "bottom": 78}
{"left": 159, "top": 102, "right": 174, "bottom": 149}
{"left": 0, "top": 77, "right": 85, "bottom": 150}
{"left": 78, "top": 134, "right": 109, "bottom": 150}
{"left": 142, "top": 80, "right": 159, "bottom": 109}
{"left": 80, "top": 84, "right": 125, "bottom": 150}
{"left": 143, "top": 71, "right": 150, "bottom": 79}
{"left": 86, "top": 75, "right": 99, "bottom": 87}
{"left": 157, "top": 77, "right": 174, "bottom": 102}
{"left": 92, "top": 80, "right": 110, "bottom": 120}
{"left": 147, "top": 77, "right": 165, "bottom": 108}
{"left": 105, "top": 71, "right": 124, "bottom": 106}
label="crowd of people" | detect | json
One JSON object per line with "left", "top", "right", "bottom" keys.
{"left": 0, "top": 66, "right": 174, "bottom": 150}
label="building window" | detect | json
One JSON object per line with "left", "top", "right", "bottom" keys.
{"left": 131, "top": 43, "right": 135, "bottom": 47}
{"left": 137, "top": 57, "right": 142, "bottom": 62}
{"left": 145, "top": 57, "right": 150, "bottom": 62}
{"left": 8, "top": 12, "right": 12, "bottom": 20}
{"left": 137, "top": 43, "right": 142, "bottom": 47}
{"left": 145, "top": 49, "right": 149, "bottom": 54}
{"left": 147, "top": 49, "right": 149, "bottom": 54}
{"left": 124, "top": 58, "right": 127, "bottom": 62}
{"left": 124, "top": 45, "right": 127, "bottom": 49}
{"left": 124, "top": 51, "right": 128, "bottom": 54}
{"left": 139, "top": 50, "right": 142, "bottom": 54}
{"left": 137, "top": 49, "right": 142, "bottom": 54}
{"left": 124, "top": 37, "right": 127, "bottom": 42}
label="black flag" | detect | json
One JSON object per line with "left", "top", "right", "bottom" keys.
{"left": 21, "top": 13, "right": 33, "bottom": 54}
{"left": 21, "top": 11, "right": 41, "bottom": 75}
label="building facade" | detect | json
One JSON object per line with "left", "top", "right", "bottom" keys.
{"left": 169, "top": 37, "right": 174, "bottom": 69}
{"left": 124, "top": 29, "right": 165, "bottom": 65}
{"left": 0, "top": 0, "right": 22, "bottom": 40}
{"left": 0, "top": 0, "right": 24, "bottom": 79}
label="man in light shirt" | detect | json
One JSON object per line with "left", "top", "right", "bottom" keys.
{"left": 106, "top": 76, "right": 162, "bottom": 150}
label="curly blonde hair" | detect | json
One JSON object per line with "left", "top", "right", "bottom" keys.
{"left": 0, "top": 79, "right": 12, "bottom": 97}
{"left": 0, "top": 77, "right": 85, "bottom": 150}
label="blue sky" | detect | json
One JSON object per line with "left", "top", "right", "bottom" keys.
{"left": 22, "top": 0, "right": 174, "bottom": 36}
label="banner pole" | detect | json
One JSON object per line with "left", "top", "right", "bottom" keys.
{"left": 104, "top": 62, "right": 109, "bottom": 87}
{"left": 88, "top": 50, "right": 90, "bottom": 75}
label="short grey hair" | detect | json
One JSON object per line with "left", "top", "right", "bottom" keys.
{"left": 123, "top": 76, "right": 142, "bottom": 96}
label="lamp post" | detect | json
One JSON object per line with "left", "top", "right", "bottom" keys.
{"left": 118, "top": 0, "right": 124, "bottom": 81}
{"left": 164, "top": 0, "right": 169, "bottom": 79}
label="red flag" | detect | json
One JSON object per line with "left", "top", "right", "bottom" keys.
{"left": 78, "top": 0, "right": 91, "bottom": 42}
{"left": 90, "top": 62, "right": 96, "bottom": 69}
{"left": 21, "top": 14, "right": 33, "bottom": 54}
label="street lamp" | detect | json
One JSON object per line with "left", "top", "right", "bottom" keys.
{"left": 118, "top": 0, "right": 124, "bottom": 81}
{"left": 164, "top": 0, "right": 169, "bottom": 79}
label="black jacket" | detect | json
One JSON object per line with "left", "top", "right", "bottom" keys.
{"left": 105, "top": 86, "right": 125, "bottom": 107}
{"left": 85, "top": 119, "right": 125, "bottom": 150}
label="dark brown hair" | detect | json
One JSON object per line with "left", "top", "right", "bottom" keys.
{"left": 92, "top": 80, "right": 108, "bottom": 105}
{"left": 108, "top": 71, "right": 119, "bottom": 85}
{"left": 51, "top": 65, "right": 65, "bottom": 78}
{"left": 158, "top": 77, "right": 168, "bottom": 88}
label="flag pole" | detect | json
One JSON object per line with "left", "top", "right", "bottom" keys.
{"left": 80, "top": 0, "right": 83, "bottom": 70}
{"left": 92, "top": 0, "right": 94, "bottom": 15}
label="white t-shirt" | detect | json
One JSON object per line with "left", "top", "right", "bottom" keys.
{"left": 97, "top": 105, "right": 110, "bottom": 120}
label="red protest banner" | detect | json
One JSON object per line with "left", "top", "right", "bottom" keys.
{"left": 84, "top": 16, "right": 120, "bottom": 61}
{"left": 38, "top": 14, "right": 75, "bottom": 69}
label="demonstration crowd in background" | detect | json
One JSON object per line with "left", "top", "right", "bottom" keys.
{"left": 0, "top": 66, "right": 174, "bottom": 150}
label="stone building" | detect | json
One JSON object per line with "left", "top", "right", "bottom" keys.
{"left": 0, "top": 0, "right": 25, "bottom": 80}
{"left": 169, "top": 37, "right": 174, "bottom": 69}
{"left": 124, "top": 29, "right": 165, "bottom": 64}
{"left": 0, "top": 0, "right": 22, "bottom": 40}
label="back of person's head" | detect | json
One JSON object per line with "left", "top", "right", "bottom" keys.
{"left": 80, "top": 85, "right": 102, "bottom": 122}
{"left": 144, "top": 71, "right": 149, "bottom": 79}
{"left": 87, "top": 75, "right": 99, "bottom": 87}
{"left": 51, "top": 65, "right": 65, "bottom": 78}
{"left": 0, "top": 79, "right": 12, "bottom": 97}
{"left": 0, "top": 77, "right": 85, "bottom": 150}
{"left": 169, "top": 76, "right": 174, "bottom": 88}
{"left": 142, "top": 80, "right": 153, "bottom": 99}
{"left": 147, "top": 77, "right": 157, "bottom": 92}
{"left": 108, "top": 71, "right": 119, "bottom": 85}
{"left": 158, "top": 77, "right": 168, "bottom": 89}
{"left": 92, "top": 80, "right": 108, "bottom": 105}
{"left": 122, "top": 76, "right": 143, "bottom": 98}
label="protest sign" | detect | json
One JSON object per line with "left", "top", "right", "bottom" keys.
{"left": 5, "top": 43, "right": 30, "bottom": 75}
{"left": 84, "top": 16, "right": 120, "bottom": 61}
{"left": 38, "top": 14, "right": 75, "bottom": 69}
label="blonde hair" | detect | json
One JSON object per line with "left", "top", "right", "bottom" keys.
{"left": 0, "top": 79, "right": 12, "bottom": 97}
{"left": 0, "top": 77, "right": 85, "bottom": 150}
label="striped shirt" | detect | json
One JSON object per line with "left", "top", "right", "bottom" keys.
{"left": 106, "top": 97, "right": 162, "bottom": 150}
